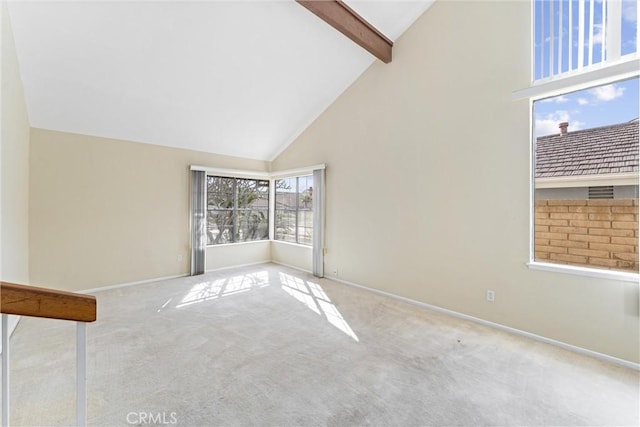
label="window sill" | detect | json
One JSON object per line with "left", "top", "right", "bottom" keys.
{"left": 512, "top": 57, "right": 640, "bottom": 100}
{"left": 271, "top": 240, "right": 312, "bottom": 249}
{"left": 206, "top": 240, "right": 311, "bottom": 249}
{"left": 527, "top": 261, "right": 639, "bottom": 282}
{"left": 206, "top": 240, "right": 269, "bottom": 248}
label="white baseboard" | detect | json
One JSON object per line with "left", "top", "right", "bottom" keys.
{"left": 327, "top": 276, "right": 640, "bottom": 371}
{"left": 80, "top": 273, "right": 189, "bottom": 294}
{"left": 79, "top": 261, "right": 272, "bottom": 294}
{"left": 0, "top": 315, "right": 21, "bottom": 354}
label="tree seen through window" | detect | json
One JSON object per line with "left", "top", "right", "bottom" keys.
{"left": 206, "top": 176, "right": 269, "bottom": 245}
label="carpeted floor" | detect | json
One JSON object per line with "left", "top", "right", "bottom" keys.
{"left": 2, "top": 263, "right": 639, "bottom": 426}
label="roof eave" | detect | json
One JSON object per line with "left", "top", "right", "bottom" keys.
{"left": 535, "top": 172, "right": 639, "bottom": 189}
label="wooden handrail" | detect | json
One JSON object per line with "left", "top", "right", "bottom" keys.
{"left": 0, "top": 282, "right": 96, "bottom": 322}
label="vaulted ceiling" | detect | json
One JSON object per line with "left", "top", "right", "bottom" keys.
{"left": 7, "top": 1, "right": 434, "bottom": 161}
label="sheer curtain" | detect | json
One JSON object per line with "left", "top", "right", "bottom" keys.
{"left": 190, "top": 170, "right": 206, "bottom": 275}
{"left": 312, "top": 168, "right": 325, "bottom": 278}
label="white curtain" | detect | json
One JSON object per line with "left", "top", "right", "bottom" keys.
{"left": 312, "top": 168, "right": 325, "bottom": 278}
{"left": 190, "top": 170, "right": 206, "bottom": 275}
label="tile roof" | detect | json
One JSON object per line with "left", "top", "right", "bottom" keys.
{"left": 536, "top": 119, "right": 639, "bottom": 178}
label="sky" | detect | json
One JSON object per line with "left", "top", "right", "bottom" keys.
{"left": 533, "top": 0, "right": 639, "bottom": 136}
{"left": 535, "top": 77, "right": 639, "bottom": 136}
{"left": 534, "top": 0, "right": 638, "bottom": 78}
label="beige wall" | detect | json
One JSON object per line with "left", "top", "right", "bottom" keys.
{"left": 206, "top": 241, "right": 271, "bottom": 272}
{"left": 1, "top": 1, "right": 30, "bottom": 284}
{"left": 271, "top": 241, "right": 312, "bottom": 272}
{"left": 29, "top": 129, "right": 268, "bottom": 291}
{"left": 271, "top": 1, "right": 639, "bottom": 363}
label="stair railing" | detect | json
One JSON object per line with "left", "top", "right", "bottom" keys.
{"left": 1, "top": 282, "right": 97, "bottom": 426}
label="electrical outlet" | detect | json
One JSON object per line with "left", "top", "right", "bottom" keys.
{"left": 486, "top": 290, "right": 495, "bottom": 302}
{"left": 332, "top": 268, "right": 338, "bottom": 276}
{"left": 177, "top": 254, "right": 183, "bottom": 262}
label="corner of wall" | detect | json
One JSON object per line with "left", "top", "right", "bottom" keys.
{"left": 1, "top": 0, "right": 31, "bottom": 284}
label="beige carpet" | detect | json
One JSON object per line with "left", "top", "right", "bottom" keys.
{"left": 2, "top": 263, "right": 639, "bottom": 426}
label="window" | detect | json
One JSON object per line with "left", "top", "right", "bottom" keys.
{"left": 206, "top": 176, "right": 269, "bottom": 245}
{"left": 533, "top": 80, "right": 639, "bottom": 273}
{"left": 275, "top": 175, "right": 314, "bottom": 245}
{"left": 530, "top": 0, "right": 639, "bottom": 274}
{"left": 534, "top": 0, "right": 638, "bottom": 81}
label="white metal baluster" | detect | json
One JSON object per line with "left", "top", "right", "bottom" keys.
{"left": 578, "top": 0, "right": 585, "bottom": 69}
{"left": 558, "top": 0, "right": 563, "bottom": 73}
{"left": 569, "top": 0, "right": 573, "bottom": 71}
{"left": 550, "top": 0, "right": 555, "bottom": 75}
{"left": 606, "top": 0, "right": 621, "bottom": 61}
{"left": 588, "top": 0, "right": 594, "bottom": 65}
{"left": 601, "top": 0, "right": 607, "bottom": 61}
{"left": 2, "top": 314, "right": 9, "bottom": 427}
{"left": 76, "top": 323, "right": 87, "bottom": 427}
{"left": 541, "top": 0, "right": 546, "bottom": 78}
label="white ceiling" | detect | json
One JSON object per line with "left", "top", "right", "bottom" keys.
{"left": 7, "top": 0, "right": 434, "bottom": 161}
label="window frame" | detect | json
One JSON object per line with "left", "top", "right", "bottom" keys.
{"left": 520, "top": 1, "right": 639, "bottom": 281}
{"left": 274, "top": 175, "right": 314, "bottom": 246}
{"left": 206, "top": 175, "right": 270, "bottom": 246}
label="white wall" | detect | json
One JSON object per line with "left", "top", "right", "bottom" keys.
{"left": 1, "top": 0, "right": 30, "bottom": 284}
{"left": 271, "top": 0, "right": 639, "bottom": 363}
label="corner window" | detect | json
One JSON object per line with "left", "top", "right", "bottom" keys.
{"left": 206, "top": 176, "right": 269, "bottom": 245}
{"left": 275, "top": 175, "right": 314, "bottom": 245}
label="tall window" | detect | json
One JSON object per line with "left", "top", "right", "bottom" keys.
{"left": 275, "top": 175, "right": 314, "bottom": 245}
{"left": 533, "top": 80, "right": 639, "bottom": 272}
{"left": 207, "top": 176, "right": 269, "bottom": 245}
{"left": 530, "top": 0, "right": 639, "bottom": 274}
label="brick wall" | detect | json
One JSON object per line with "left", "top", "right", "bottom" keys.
{"left": 535, "top": 199, "right": 639, "bottom": 272}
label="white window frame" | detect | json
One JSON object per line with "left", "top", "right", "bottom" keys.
{"left": 271, "top": 165, "right": 325, "bottom": 247}
{"left": 528, "top": 0, "right": 639, "bottom": 87}
{"left": 273, "top": 175, "right": 314, "bottom": 246}
{"left": 513, "top": 2, "right": 640, "bottom": 282}
{"left": 205, "top": 175, "right": 271, "bottom": 246}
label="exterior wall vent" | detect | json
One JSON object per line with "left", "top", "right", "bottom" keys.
{"left": 588, "top": 186, "right": 614, "bottom": 199}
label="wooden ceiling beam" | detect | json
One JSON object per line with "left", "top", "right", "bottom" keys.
{"left": 296, "top": 0, "right": 393, "bottom": 63}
